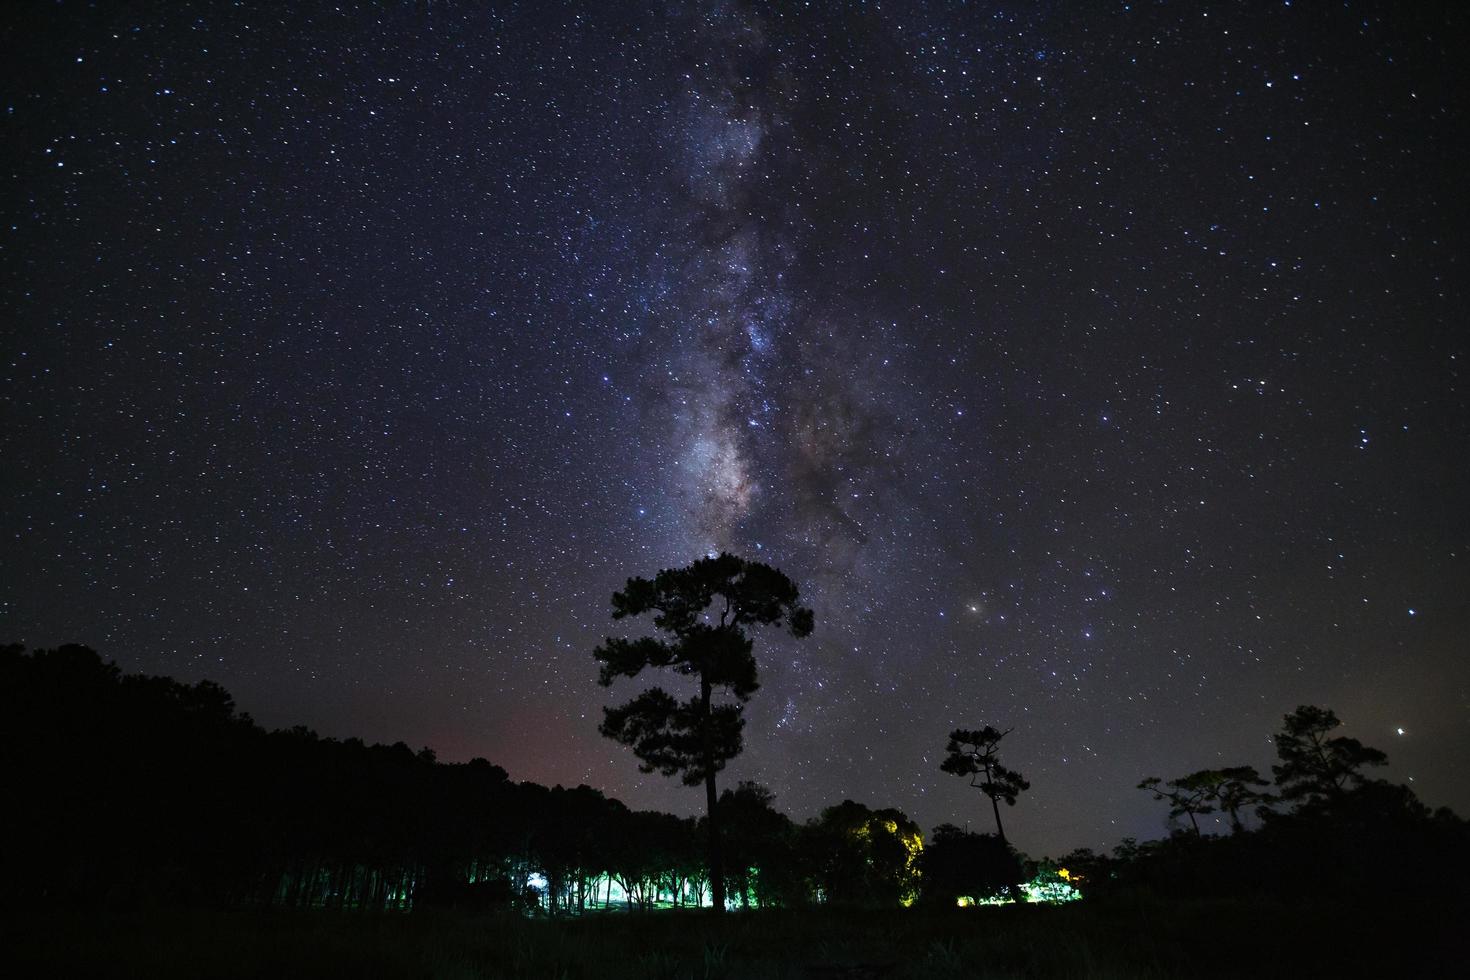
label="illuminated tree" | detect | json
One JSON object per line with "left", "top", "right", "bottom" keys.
{"left": 808, "top": 800, "right": 924, "bottom": 907}
{"left": 941, "top": 726, "right": 1030, "bottom": 845}
{"left": 593, "top": 552, "right": 813, "bottom": 913}
{"left": 1272, "top": 705, "right": 1387, "bottom": 808}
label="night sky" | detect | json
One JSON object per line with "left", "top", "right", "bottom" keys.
{"left": 4, "top": 2, "right": 1467, "bottom": 857}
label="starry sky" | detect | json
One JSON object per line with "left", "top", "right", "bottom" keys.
{"left": 4, "top": 1, "right": 1467, "bottom": 857}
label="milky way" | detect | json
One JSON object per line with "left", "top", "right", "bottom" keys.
{"left": 3, "top": 1, "right": 1466, "bottom": 855}
{"left": 663, "top": 3, "right": 771, "bottom": 551}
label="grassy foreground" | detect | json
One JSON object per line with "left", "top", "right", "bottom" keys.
{"left": 6, "top": 898, "right": 1459, "bottom": 979}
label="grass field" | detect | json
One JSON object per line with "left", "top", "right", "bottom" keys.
{"left": 7, "top": 897, "right": 1459, "bottom": 979}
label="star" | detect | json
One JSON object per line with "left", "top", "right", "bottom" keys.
{"left": 2, "top": 0, "right": 1464, "bottom": 858}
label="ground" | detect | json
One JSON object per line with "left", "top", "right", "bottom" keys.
{"left": 7, "top": 899, "right": 1459, "bottom": 978}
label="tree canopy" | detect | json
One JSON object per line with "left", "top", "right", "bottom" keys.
{"left": 7, "top": 642, "right": 1468, "bottom": 926}
{"left": 919, "top": 824, "right": 1021, "bottom": 907}
{"left": 1272, "top": 705, "right": 1388, "bottom": 807}
{"left": 593, "top": 552, "right": 813, "bottom": 911}
{"left": 1138, "top": 767, "right": 1271, "bottom": 836}
{"left": 941, "top": 726, "right": 1030, "bottom": 844}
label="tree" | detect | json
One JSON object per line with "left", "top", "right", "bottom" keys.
{"left": 1213, "top": 765, "right": 1273, "bottom": 832}
{"left": 1140, "top": 766, "right": 1273, "bottom": 836}
{"left": 593, "top": 553, "right": 813, "bottom": 912}
{"left": 717, "top": 781, "right": 796, "bottom": 908}
{"left": 942, "top": 726, "right": 1029, "bottom": 902}
{"left": 941, "top": 726, "right": 1030, "bottom": 844}
{"left": 1138, "top": 773, "right": 1215, "bottom": 836}
{"left": 919, "top": 824, "right": 1020, "bottom": 906}
{"left": 807, "top": 800, "right": 924, "bottom": 907}
{"left": 1272, "top": 705, "right": 1387, "bottom": 808}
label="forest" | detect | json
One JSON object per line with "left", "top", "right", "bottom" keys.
{"left": 2, "top": 641, "right": 998, "bottom": 914}
{"left": 4, "top": 637, "right": 1465, "bottom": 977}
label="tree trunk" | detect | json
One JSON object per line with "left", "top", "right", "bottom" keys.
{"left": 701, "top": 672, "right": 726, "bottom": 913}
{"left": 989, "top": 790, "right": 1026, "bottom": 903}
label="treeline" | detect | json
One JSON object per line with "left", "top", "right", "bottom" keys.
{"left": 0, "top": 644, "right": 990, "bottom": 913}
{"left": 5, "top": 643, "right": 1464, "bottom": 915}
{"left": 1058, "top": 708, "right": 1470, "bottom": 904}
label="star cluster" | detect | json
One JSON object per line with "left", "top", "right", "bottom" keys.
{"left": 3, "top": 2, "right": 1465, "bottom": 855}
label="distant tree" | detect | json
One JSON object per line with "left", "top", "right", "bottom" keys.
{"left": 718, "top": 781, "right": 797, "bottom": 908}
{"left": 1272, "top": 705, "right": 1388, "bottom": 808}
{"left": 1213, "top": 766, "right": 1273, "bottom": 832}
{"left": 661, "top": 815, "right": 705, "bottom": 907}
{"left": 1138, "top": 773, "right": 1215, "bottom": 836}
{"left": 941, "top": 726, "right": 1029, "bottom": 901}
{"left": 593, "top": 553, "right": 813, "bottom": 912}
{"left": 941, "top": 726, "right": 1030, "bottom": 845}
{"left": 1054, "top": 846, "right": 1110, "bottom": 896}
{"left": 1140, "top": 766, "right": 1273, "bottom": 836}
{"left": 533, "top": 784, "right": 616, "bottom": 914}
{"left": 604, "top": 808, "right": 671, "bottom": 910}
{"left": 807, "top": 800, "right": 924, "bottom": 907}
{"left": 919, "top": 824, "right": 1020, "bottom": 906}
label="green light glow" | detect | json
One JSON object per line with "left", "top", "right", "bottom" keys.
{"left": 962, "top": 868, "right": 1082, "bottom": 907}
